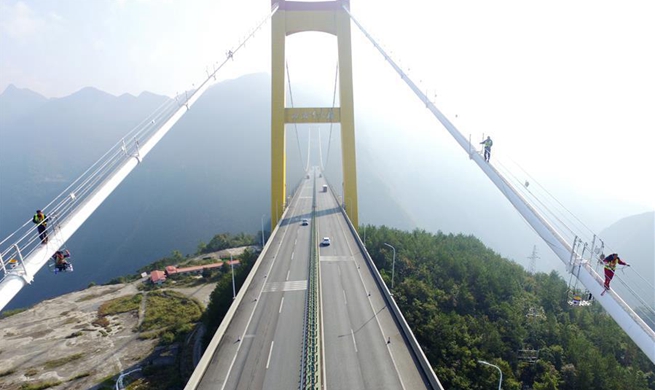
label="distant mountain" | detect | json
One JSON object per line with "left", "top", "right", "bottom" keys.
{"left": 1, "top": 71, "right": 583, "bottom": 311}
{"left": 598, "top": 211, "right": 655, "bottom": 306}
{"left": 0, "top": 84, "right": 48, "bottom": 125}
{"left": 0, "top": 74, "right": 417, "bottom": 310}
{"left": 0, "top": 86, "right": 171, "bottom": 235}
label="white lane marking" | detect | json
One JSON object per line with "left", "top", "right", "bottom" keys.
{"left": 295, "top": 238, "right": 297, "bottom": 246}
{"left": 351, "top": 328, "right": 358, "bottom": 353}
{"left": 266, "top": 341, "right": 275, "bottom": 369}
{"left": 344, "top": 222, "right": 407, "bottom": 390}
{"left": 219, "top": 185, "right": 305, "bottom": 390}
{"left": 286, "top": 270, "right": 290, "bottom": 281}
{"left": 343, "top": 289, "right": 347, "bottom": 305}
{"left": 353, "top": 263, "right": 407, "bottom": 390}
{"left": 292, "top": 251, "right": 295, "bottom": 260}
{"left": 262, "top": 280, "right": 307, "bottom": 293}
{"left": 279, "top": 297, "right": 285, "bottom": 314}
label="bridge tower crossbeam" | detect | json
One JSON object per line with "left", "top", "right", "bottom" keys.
{"left": 271, "top": 0, "right": 358, "bottom": 228}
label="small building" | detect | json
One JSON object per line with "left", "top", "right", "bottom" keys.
{"left": 150, "top": 270, "right": 167, "bottom": 285}
{"left": 165, "top": 265, "right": 178, "bottom": 276}
{"left": 225, "top": 260, "right": 241, "bottom": 268}
{"left": 169, "top": 262, "right": 224, "bottom": 276}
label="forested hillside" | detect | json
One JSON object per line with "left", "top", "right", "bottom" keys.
{"left": 364, "top": 226, "right": 654, "bottom": 390}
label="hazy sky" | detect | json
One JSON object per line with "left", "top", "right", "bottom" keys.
{"left": 2, "top": 0, "right": 654, "bottom": 224}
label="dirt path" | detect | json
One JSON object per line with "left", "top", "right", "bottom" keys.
{"left": 137, "top": 291, "right": 148, "bottom": 329}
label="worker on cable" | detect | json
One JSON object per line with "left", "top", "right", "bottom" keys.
{"left": 600, "top": 253, "right": 629, "bottom": 290}
{"left": 52, "top": 250, "right": 71, "bottom": 273}
{"left": 32, "top": 209, "right": 48, "bottom": 244}
{"left": 480, "top": 136, "right": 493, "bottom": 162}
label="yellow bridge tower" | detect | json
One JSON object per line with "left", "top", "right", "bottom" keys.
{"left": 271, "top": 0, "right": 358, "bottom": 228}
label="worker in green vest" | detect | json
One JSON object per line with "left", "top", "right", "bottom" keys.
{"left": 32, "top": 209, "right": 48, "bottom": 244}
{"left": 480, "top": 136, "right": 493, "bottom": 162}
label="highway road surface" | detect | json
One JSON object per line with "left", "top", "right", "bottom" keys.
{"left": 196, "top": 172, "right": 431, "bottom": 389}
{"left": 317, "top": 177, "right": 429, "bottom": 390}
{"left": 197, "top": 178, "right": 313, "bottom": 390}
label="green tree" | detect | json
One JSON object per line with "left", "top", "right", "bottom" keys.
{"left": 361, "top": 226, "right": 653, "bottom": 389}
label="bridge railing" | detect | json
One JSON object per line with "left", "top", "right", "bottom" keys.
{"left": 0, "top": 97, "right": 180, "bottom": 284}
{"left": 183, "top": 182, "right": 301, "bottom": 389}
{"left": 324, "top": 183, "right": 445, "bottom": 390}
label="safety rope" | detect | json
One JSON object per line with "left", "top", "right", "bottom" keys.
{"left": 494, "top": 150, "right": 655, "bottom": 320}
{"left": 508, "top": 155, "right": 597, "bottom": 240}
{"left": 494, "top": 158, "right": 578, "bottom": 243}
{"left": 343, "top": 5, "right": 655, "bottom": 339}
{"left": 1, "top": 4, "right": 277, "bottom": 281}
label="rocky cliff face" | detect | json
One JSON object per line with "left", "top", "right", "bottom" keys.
{"left": 0, "top": 280, "right": 215, "bottom": 390}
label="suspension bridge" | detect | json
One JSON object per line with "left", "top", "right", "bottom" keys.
{"left": 1, "top": 1, "right": 653, "bottom": 388}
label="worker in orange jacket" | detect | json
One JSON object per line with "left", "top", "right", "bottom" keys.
{"left": 601, "top": 253, "right": 629, "bottom": 290}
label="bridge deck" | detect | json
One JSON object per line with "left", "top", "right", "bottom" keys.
{"left": 195, "top": 174, "right": 430, "bottom": 389}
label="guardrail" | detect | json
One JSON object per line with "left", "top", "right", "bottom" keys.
{"left": 333, "top": 190, "right": 445, "bottom": 390}
{"left": 0, "top": 98, "right": 180, "bottom": 284}
{"left": 183, "top": 184, "right": 299, "bottom": 389}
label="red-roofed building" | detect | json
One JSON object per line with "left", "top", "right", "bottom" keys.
{"left": 150, "top": 270, "right": 167, "bottom": 285}
{"left": 167, "top": 262, "right": 224, "bottom": 276}
{"left": 165, "top": 265, "right": 178, "bottom": 275}
{"left": 225, "top": 260, "right": 241, "bottom": 267}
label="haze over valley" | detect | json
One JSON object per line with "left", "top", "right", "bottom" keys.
{"left": 0, "top": 75, "right": 652, "bottom": 311}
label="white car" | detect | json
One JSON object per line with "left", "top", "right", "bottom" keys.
{"left": 321, "top": 237, "right": 331, "bottom": 246}
{"left": 301, "top": 219, "right": 309, "bottom": 226}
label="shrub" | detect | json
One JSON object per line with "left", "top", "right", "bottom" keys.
{"left": 160, "top": 332, "right": 175, "bottom": 345}
{"left": 68, "top": 372, "right": 90, "bottom": 381}
{"left": 25, "top": 368, "right": 38, "bottom": 377}
{"left": 43, "top": 353, "right": 84, "bottom": 369}
{"left": 0, "top": 307, "right": 28, "bottom": 319}
{"left": 98, "top": 294, "right": 142, "bottom": 316}
{"left": 19, "top": 381, "right": 62, "bottom": 390}
{"left": 92, "top": 317, "right": 110, "bottom": 328}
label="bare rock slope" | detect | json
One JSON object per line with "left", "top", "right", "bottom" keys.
{"left": 0, "top": 280, "right": 215, "bottom": 390}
